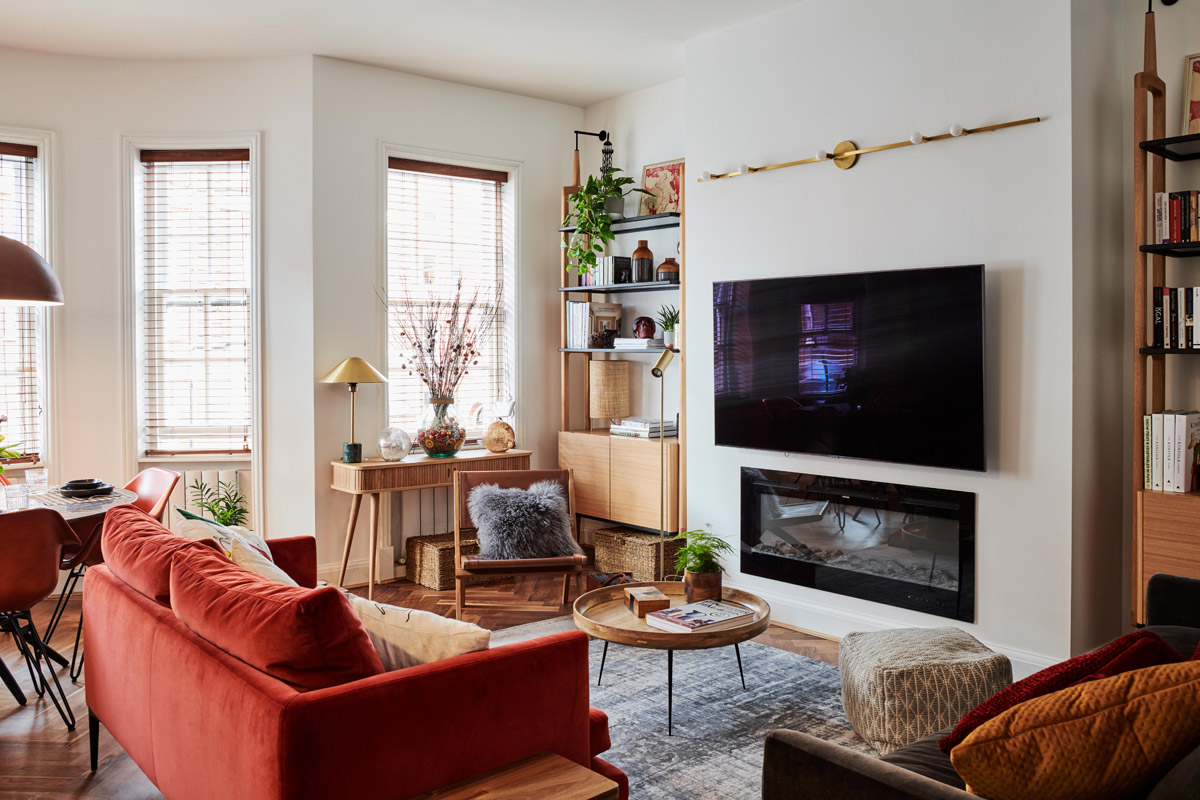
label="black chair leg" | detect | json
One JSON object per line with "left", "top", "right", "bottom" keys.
{"left": 69, "top": 614, "right": 84, "bottom": 682}
{"left": 44, "top": 565, "right": 83, "bottom": 643}
{"left": 89, "top": 708, "right": 100, "bottom": 771}
{"left": 20, "top": 612, "right": 75, "bottom": 730}
{"left": 4, "top": 613, "right": 46, "bottom": 697}
{"left": 0, "top": 656, "right": 25, "bottom": 706}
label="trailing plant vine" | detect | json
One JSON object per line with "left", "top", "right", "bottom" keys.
{"left": 562, "top": 169, "right": 648, "bottom": 275}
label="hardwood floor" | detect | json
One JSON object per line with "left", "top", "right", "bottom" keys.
{"left": 0, "top": 575, "right": 837, "bottom": 799}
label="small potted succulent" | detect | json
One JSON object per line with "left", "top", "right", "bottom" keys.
{"left": 656, "top": 304, "right": 680, "bottom": 349}
{"left": 671, "top": 525, "right": 734, "bottom": 603}
{"left": 562, "top": 169, "right": 649, "bottom": 276}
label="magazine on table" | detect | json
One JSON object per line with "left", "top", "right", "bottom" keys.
{"left": 645, "top": 599, "right": 752, "bottom": 633}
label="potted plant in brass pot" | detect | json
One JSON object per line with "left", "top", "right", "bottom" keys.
{"left": 671, "top": 525, "right": 734, "bottom": 603}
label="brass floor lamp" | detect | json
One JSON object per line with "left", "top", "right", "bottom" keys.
{"left": 652, "top": 349, "right": 675, "bottom": 579}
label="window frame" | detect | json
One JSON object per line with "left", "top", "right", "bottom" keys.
{"left": 122, "top": 133, "right": 263, "bottom": 530}
{"left": 377, "top": 144, "right": 520, "bottom": 447}
{"left": 0, "top": 126, "right": 56, "bottom": 476}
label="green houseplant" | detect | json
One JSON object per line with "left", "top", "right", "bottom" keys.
{"left": 562, "top": 169, "right": 648, "bottom": 276}
{"left": 656, "top": 304, "right": 680, "bottom": 348}
{"left": 189, "top": 477, "right": 250, "bottom": 527}
{"left": 0, "top": 415, "right": 21, "bottom": 477}
{"left": 671, "top": 525, "right": 734, "bottom": 602}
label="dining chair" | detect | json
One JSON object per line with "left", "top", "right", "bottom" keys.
{"left": 44, "top": 467, "right": 180, "bottom": 680}
{"left": 0, "top": 508, "right": 80, "bottom": 729}
{"left": 452, "top": 469, "right": 586, "bottom": 620}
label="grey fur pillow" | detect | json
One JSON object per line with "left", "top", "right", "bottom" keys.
{"left": 467, "top": 480, "right": 583, "bottom": 560}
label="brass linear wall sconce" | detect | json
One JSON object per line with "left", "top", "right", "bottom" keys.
{"left": 698, "top": 117, "right": 1043, "bottom": 182}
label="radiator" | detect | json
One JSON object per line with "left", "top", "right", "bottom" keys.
{"left": 166, "top": 468, "right": 253, "bottom": 530}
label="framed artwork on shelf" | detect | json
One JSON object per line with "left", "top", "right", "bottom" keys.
{"left": 1184, "top": 52, "right": 1200, "bottom": 135}
{"left": 638, "top": 158, "right": 685, "bottom": 216}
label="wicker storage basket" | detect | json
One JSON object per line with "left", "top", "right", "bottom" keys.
{"left": 405, "top": 533, "right": 507, "bottom": 591}
{"left": 593, "top": 527, "right": 684, "bottom": 582}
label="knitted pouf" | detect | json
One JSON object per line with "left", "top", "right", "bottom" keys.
{"left": 838, "top": 626, "right": 1012, "bottom": 754}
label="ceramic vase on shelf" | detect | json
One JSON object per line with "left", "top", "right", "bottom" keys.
{"left": 656, "top": 257, "right": 680, "bottom": 284}
{"left": 683, "top": 570, "right": 722, "bottom": 603}
{"left": 377, "top": 427, "right": 412, "bottom": 461}
{"left": 417, "top": 397, "right": 466, "bottom": 458}
{"left": 632, "top": 240, "right": 654, "bottom": 283}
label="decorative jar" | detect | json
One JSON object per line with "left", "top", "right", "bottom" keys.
{"left": 632, "top": 240, "right": 654, "bottom": 282}
{"left": 377, "top": 427, "right": 412, "bottom": 461}
{"left": 482, "top": 420, "right": 515, "bottom": 453}
{"left": 417, "top": 397, "right": 466, "bottom": 458}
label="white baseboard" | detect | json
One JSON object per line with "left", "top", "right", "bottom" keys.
{"left": 319, "top": 558, "right": 406, "bottom": 590}
{"left": 726, "top": 579, "right": 1058, "bottom": 679}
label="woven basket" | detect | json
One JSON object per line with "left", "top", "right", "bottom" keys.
{"left": 405, "top": 533, "right": 507, "bottom": 591}
{"left": 593, "top": 527, "right": 683, "bottom": 582}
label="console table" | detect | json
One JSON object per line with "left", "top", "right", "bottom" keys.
{"left": 331, "top": 449, "right": 531, "bottom": 599}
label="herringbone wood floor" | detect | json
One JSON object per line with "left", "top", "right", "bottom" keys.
{"left": 0, "top": 576, "right": 837, "bottom": 799}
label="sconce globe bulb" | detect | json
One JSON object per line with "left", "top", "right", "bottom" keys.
{"left": 815, "top": 149, "right": 828, "bottom": 161}
{"left": 950, "top": 124, "right": 964, "bottom": 137}
{"left": 910, "top": 132, "right": 923, "bottom": 144}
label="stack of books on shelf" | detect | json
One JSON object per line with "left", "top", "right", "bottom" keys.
{"left": 1152, "top": 287, "right": 1200, "bottom": 348}
{"left": 613, "top": 337, "right": 664, "bottom": 350}
{"left": 565, "top": 301, "right": 622, "bottom": 348}
{"left": 1143, "top": 410, "right": 1200, "bottom": 492}
{"left": 609, "top": 416, "right": 677, "bottom": 439}
{"left": 592, "top": 256, "right": 631, "bottom": 286}
{"left": 1155, "top": 191, "right": 1200, "bottom": 244}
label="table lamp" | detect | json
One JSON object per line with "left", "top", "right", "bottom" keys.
{"left": 652, "top": 349, "right": 675, "bottom": 579}
{"left": 319, "top": 357, "right": 387, "bottom": 463}
{"left": 0, "top": 236, "right": 63, "bottom": 306}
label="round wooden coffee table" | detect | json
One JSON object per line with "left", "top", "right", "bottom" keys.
{"left": 573, "top": 581, "right": 771, "bottom": 733}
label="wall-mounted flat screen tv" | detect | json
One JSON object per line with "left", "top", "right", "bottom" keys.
{"left": 713, "top": 264, "right": 985, "bottom": 471}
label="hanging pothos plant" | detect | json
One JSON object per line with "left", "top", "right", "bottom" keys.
{"left": 562, "top": 168, "right": 648, "bottom": 275}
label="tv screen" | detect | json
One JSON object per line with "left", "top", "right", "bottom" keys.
{"left": 713, "top": 264, "right": 985, "bottom": 471}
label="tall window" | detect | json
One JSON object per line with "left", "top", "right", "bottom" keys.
{"left": 0, "top": 141, "right": 45, "bottom": 462}
{"left": 385, "top": 158, "right": 512, "bottom": 437}
{"left": 136, "top": 149, "right": 253, "bottom": 455}
{"left": 797, "top": 302, "right": 857, "bottom": 395}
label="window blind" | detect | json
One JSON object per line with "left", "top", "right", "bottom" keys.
{"left": 385, "top": 159, "right": 510, "bottom": 436}
{"left": 797, "top": 302, "right": 857, "bottom": 395}
{"left": 0, "top": 142, "right": 43, "bottom": 460}
{"left": 139, "top": 149, "right": 252, "bottom": 455}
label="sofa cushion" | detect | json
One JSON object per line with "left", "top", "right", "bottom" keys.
{"left": 880, "top": 729, "right": 965, "bottom": 790}
{"left": 101, "top": 505, "right": 215, "bottom": 604}
{"left": 170, "top": 545, "right": 383, "bottom": 690}
{"left": 343, "top": 594, "right": 489, "bottom": 671}
{"left": 950, "top": 661, "right": 1200, "bottom": 800}
{"left": 939, "top": 630, "right": 1183, "bottom": 752}
{"left": 172, "top": 509, "right": 299, "bottom": 583}
{"left": 467, "top": 480, "right": 583, "bottom": 560}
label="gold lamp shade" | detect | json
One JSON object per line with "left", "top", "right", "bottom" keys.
{"left": 319, "top": 357, "right": 387, "bottom": 385}
{"left": 0, "top": 235, "right": 63, "bottom": 306}
{"left": 319, "top": 357, "right": 387, "bottom": 463}
{"left": 590, "top": 361, "right": 630, "bottom": 421}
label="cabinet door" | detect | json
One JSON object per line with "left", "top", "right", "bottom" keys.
{"left": 1141, "top": 491, "right": 1200, "bottom": 589}
{"left": 558, "top": 432, "right": 610, "bottom": 519}
{"left": 610, "top": 435, "right": 679, "bottom": 531}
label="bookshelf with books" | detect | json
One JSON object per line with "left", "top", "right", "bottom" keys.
{"left": 556, "top": 152, "right": 685, "bottom": 539}
{"left": 1130, "top": 15, "right": 1200, "bottom": 625}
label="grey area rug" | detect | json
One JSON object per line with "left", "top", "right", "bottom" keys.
{"left": 491, "top": 617, "right": 875, "bottom": 800}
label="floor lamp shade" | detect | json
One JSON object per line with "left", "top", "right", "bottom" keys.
{"left": 590, "top": 361, "right": 631, "bottom": 421}
{"left": 0, "top": 235, "right": 63, "bottom": 306}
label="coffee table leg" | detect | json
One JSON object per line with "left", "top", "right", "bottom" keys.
{"left": 735, "top": 643, "right": 746, "bottom": 690}
{"left": 597, "top": 640, "right": 608, "bottom": 687}
{"left": 668, "top": 649, "right": 674, "bottom": 735}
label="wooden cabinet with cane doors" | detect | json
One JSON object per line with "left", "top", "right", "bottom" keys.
{"left": 558, "top": 430, "right": 678, "bottom": 532}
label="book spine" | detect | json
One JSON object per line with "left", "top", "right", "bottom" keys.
{"left": 1188, "top": 413, "right": 1200, "bottom": 492}
{"left": 1187, "top": 289, "right": 1194, "bottom": 350}
{"left": 1195, "top": 289, "right": 1200, "bottom": 348}
{"left": 1155, "top": 193, "right": 1164, "bottom": 243}
{"left": 1153, "top": 287, "right": 1164, "bottom": 348}
{"left": 1152, "top": 413, "right": 1164, "bottom": 491}
{"left": 1192, "top": 190, "right": 1198, "bottom": 242}
{"left": 1175, "top": 413, "right": 1189, "bottom": 492}
{"left": 1184, "top": 191, "right": 1191, "bottom": 243}
{"left": 1182, "top": 287, "right": 1189, "bottom": 349}
{"left": 1144, "top": 414, "right": 1153, "bottom": 489}
{"left": 1165, "top": 412, "right": 1176, "bottom": 492}
{"left": 1172, "top": 192, "right": 1182, "bottom": 243}
{"left": 1170, "top": 288, "right": 1179, "bottom": 349}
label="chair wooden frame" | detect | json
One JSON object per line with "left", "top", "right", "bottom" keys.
{"left": 452, "top": 469, "right": 587, "bottom": 620}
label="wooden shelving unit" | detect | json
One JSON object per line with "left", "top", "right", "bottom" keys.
{"left": 1130, "top": 13, "right": 1200, "bottom": 624}
{"left": 556, "top": 159, "right": 685, "bottom": 540}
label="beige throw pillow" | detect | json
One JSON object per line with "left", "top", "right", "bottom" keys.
{"left": 172, "top": 509, "right": 297, "bottom": 586}
{"left": 345, "top": 594, "right": 490, "bottom": 671}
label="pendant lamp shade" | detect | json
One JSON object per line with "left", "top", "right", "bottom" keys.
{"left": 0, "top": 235, "right": 63, "bottom": 306}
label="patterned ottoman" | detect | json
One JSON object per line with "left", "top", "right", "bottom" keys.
{"left": 838, "top": 626, "right": 1012, "bottom": 754}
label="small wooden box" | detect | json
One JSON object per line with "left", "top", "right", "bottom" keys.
{"left": 405, "top": 533, "right": 506, "bottom": 591}
{"left": 623, "top": 586, "right": 670, "bottom": 618}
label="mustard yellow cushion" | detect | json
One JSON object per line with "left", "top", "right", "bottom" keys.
{"left": 950, "top": 660, "right": 1200, "bottom": 800}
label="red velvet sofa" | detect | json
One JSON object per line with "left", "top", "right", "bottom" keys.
{"left": 84, "top": 508, "right": 628, "bottom": 800}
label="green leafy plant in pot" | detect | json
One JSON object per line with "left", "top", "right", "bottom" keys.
{"left": 562, "top": 168, "right": 649, "bottom": 276}
{"left": 656, "top": 304, "right": 680, "bottom": 349}
{"left": 189, "top": 478, "right": 250, "bottom": 527}
{"left": 671, "top": 525, "right": 733, "bottom": 603}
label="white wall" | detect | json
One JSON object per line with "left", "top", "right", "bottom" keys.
{"left": 0, "top": 48, "right": 316, "bottom": 538}
{"left": 311, "top": 57, "right": 582, "bottom": 578}
{"left": 683, "top": 0, "right": 1090, "bottom": 672}
{"left": 580, "top": 80, "right": 686, "bottom": 428}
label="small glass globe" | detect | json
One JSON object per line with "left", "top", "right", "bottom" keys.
{"left": 377, "top": 427, "right": 412, "bottom": 461}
